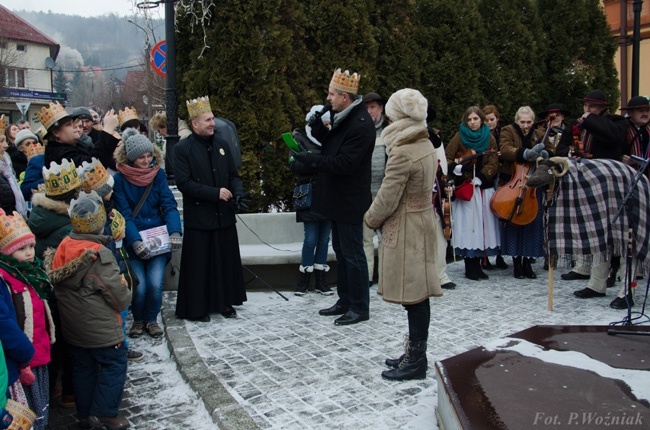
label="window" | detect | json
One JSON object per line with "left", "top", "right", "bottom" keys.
{"left": 5, "top": 68, "right": 26, "bottom": 88}
{"left": 16, "top": 44, "right": 26, "bottom": 51}
{"left": 0, "top": 42, "right": 7, "bottom": 49}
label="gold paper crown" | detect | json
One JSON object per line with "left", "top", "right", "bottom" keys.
{"left": 69, "top": 190, "right": 107, "bottom": 234}
{"left": 35, "top": 126, "right": 47, "bottom": 141}
{"left": 42, "top": 158, "right": 82, "bottom": 197}
{"left": 186, "top": 96, "right": 212, "bottom": 118}
{"left": 24, "top": 142, "right": 44, "bottom": 159}
{"left": 109, "top": 209, "right": 126, "bottom": 240}
{"left": 0, "top": 209, "right": 35, "bottom": 254}
{"left": 118, "top": 106, "right": 139, "bottom": 128}
{"left": 0, "top": 114, "right": 6, "bottom": 134}
{"left": 78, "top": 158, "right": 111, "bottom": 193}
{"left": 330, "top": 68, "right": 360, "bottom": 94}
{"left": 36, "top": 102, "right": 70, "bottom": 131}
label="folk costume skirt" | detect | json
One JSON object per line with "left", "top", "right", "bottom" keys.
{"left": 452, "top": 187, "right": 500, "bottom": 258}
{"left": 175, "top": 226, "right": 247, "bottom": 319}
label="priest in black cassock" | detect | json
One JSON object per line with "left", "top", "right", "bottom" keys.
{"left": 173, "top": 95, "right": 247, "bottom": 321}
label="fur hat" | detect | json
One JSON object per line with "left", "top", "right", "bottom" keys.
{"left": 68, "top": 190, "right": 107, "bottom": 234}
{"left": 122, "top": 127, "right": 154, "bottom": 162}
{"left": 14, "top": 129, "right": 39, "bottom": 148}
{"left": 78, "top": 158, "right": 114, "bottom": 198}
{"left": 0, "top": 209, "right": 36, "bottom": 255}
{"left": 385, "top": 88, "right": 428, "bottom": 122}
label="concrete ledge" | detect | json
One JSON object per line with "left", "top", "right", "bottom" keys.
{"left": 162, "top": 294, "right": 260, "bottom": 430}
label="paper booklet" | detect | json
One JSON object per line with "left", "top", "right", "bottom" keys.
{"left": 139, "top": 225, "right": 171, "bottom": 256}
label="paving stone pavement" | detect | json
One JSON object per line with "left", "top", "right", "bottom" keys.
{"left": 47, "top": 259, "right": 649, "bottom": 429}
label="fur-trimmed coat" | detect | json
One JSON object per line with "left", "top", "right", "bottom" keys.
{"left": 28, "top": 192, "right": 73, "bottom": 260}
{"left": 1, "top": 269, "right": 55, "bottom": 368}
{"left": 112, "top": 145, "right": 182, "bottom": 248}
{"left": 364, "top": 119, "right": 443, "bottom": 304}
{"left": 44, "top": 234, "right": 131, "bottom": 349}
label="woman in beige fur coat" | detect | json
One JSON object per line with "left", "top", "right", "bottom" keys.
{"left": 364, "top": 88, "right": 442, "bottom": 381}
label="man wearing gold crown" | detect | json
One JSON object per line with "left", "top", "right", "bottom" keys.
{"left": 292, "top": 68, "right": 375, "bottom": 325}
{"left": 173, "top": 96, "right": 248, "bottom": 321}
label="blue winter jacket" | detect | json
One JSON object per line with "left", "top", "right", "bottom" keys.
{"left": 0, "top": 278, "right": 34, "bottom": 390}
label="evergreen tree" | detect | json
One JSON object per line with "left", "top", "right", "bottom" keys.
{"left": 536, "top": 0, "right": 619, "bottom": 117}
{"left": 478, "top": 0, "right": 547, "bottom": 122}
{"left": 53, "top": 67, "right": 68, "bottom": 94}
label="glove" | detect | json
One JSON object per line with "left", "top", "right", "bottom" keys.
{"left": 540, "top": 150, "right": 549, "bottom": 159}
{"left": 293, "top": 151, "right": 322, "bottom": 169}
{"left": 236, "top": 192, "right": 251, "bottom": 213}
{"left": 19, "top": 367, "right": 35, "bottom": 386}
{"left": 132, "top": 240, "right": 151, "bottom": 260}
{"left": 472, "top": 177, "right": 482, "bottom": 187}
{"left": 170, "top": 233, "right": 182, "bottom": 251}
{"left": 523, "top": 143, "right": 545, "bottom": 160}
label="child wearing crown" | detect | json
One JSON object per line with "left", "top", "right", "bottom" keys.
{"left": 0, "top": 209, "right": 55, "bottom": 429}
{"left": 44, "top": 191, "right": 131, "bottom": 430}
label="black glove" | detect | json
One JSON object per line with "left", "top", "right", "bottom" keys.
{"left": 236, "top": 192, "right": 251, "bottom": 212}
{"left": 293, "top": 151, "right": 322, "bottom": 169}
{"left": 132, "top": 240, "right": 151, "bottom": 260}
{"left": 461, "top": 163, "right": 474, "bottom": 173}
{"left": 307, "top": 104, "right": 332, "bottom": 126}
{"left": 170, "top": 233, "right": 182, "bottom": 251}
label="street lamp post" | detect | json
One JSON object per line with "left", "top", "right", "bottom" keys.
{"left": 631, "top": 0, "right": 644, "bottom": 97}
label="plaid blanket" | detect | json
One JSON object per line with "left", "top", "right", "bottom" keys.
{"left": 545, "top": 158, "right": 650, "bottom": 271}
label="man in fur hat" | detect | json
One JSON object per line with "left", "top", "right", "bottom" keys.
{"left": 293, "top": 68, "right": 375, "bottom": 325}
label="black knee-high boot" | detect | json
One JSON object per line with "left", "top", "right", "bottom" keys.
{"left": 383, "top": 300, "right": 429, "bottom": 380}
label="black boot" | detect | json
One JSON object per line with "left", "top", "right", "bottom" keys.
{"left": 495, "top": 253, "right": 509, "bottom": 269}
{"left": 385, "top": 334, "right": 408, "bottom": 368}
{"left": 607, "top": 257, "right": 620, "bottom": 288}
{"left": 313, "top": 269, "right": 334, "bottom": 295}
{"left": 382, "top": 340, "right": 428, "bottom": 380}
{"left": 481, "top": 256, "right": 493, "bottom": 271}
{"left": 513, "top": 257, "right": 524, "bottom": 279}
{"left": 294, "top": 269, "right": 311, "bottom": 296}
{"left": 464, "top": 258, "right": 480, "bottom": 281}
{"left": 523, "top": 257, "right": 537, "bottom": 279}
{"left": 475, "top": 257, "right": 489, "bottom": 279}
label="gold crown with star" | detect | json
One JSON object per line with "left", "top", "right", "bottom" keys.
{"left": 0, "top": 209, "right": 35, "bottom": 255}
{"left": 109, "top": 209, "right": 126, "bottom": 240}
{"left": 78, "top": 158, "right": 113, "bottom": 194}
{"left": 330, "top": 68, "right": 360, "bottom": 94}
{"left": 36, "top": 101, "right": 70, "bottom": 131}
{"left": 69, "top": 190, "right": 107, "bottom": 234}
{"left": 118, "top": 106, "right": 139, "bottom": 128}
{"left": 42, "top": 158, "right": 82, "bottom": 197}
{"left": 24, "top": 142, "right": 45, "bottom": 159}
{"left": 186, "top": 96, "right": 212, "bottom": 118}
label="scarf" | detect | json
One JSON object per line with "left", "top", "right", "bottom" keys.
{"left": 459, "top": 123, "right": 491, "bottom": 152}
{"left": 116, "top": 162, "right": 160, "bottom": 186}
{"left": 0, "top": 254, "right": 53, "bottom": 300}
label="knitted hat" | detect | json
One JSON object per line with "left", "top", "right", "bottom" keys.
{"left": 109, "top": 209, "right": 125, "bottom": 241}
{"left": 14, "top": 129, "right": 39, "bottom": 148}
{"left": 68, "top": 190, "right": 107, "bottom": 234}
{"left": 78, "top": 158, "right": 114, "bottom": 198}
{"left": 0, "top": 209, "right": 36, "bottom": 255}
{"left": 122, "top": 127, "right": 154, "bottom": 162}
{"left": 385, "top": 88, "right": 428, "bottom": 122}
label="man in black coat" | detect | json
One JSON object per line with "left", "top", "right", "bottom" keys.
{"left": 294, "top": 68, "right": 375, "bottom": 325}
{"left": 173, "top": 96, "right": 248, "bottom": 321}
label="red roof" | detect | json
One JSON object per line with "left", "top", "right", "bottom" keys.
{"left": 0, "top": 4, "right": 60, "bottom": 59}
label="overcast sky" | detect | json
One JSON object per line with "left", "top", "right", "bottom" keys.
{"left": 2, "top": 0, "right": 162, "bottom": 18}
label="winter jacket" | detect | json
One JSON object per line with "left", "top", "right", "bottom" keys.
{"left": 445, "top": 132, "right": 499, "bottom": 187}
{"left": 289, "top": 128, "right": 327, "bottom": 223}
{"left": 0, "top": 269, "right": 54, "bottom": 368}
{"left": 173, "top": 132, "right": 244, "bottom": 230}
{"left": 556, "top": 112, "right": 628, "bottom": 160}
{"left": 0, "top": 277, "right": 34, "bottom": 387}
{"left": 20, "top": 154, "right": 44, "bottom": 201}
{"left": 87, "top": 128, "right": 120, "bottom": 171}
{"left": 364, "top": 119, "right": 443, "bottom": 304}
{"left": 10, "top": 151, "right": 27, "bottom": 179}
{"left": 113, "top": 145, "right": 182, "bottom": 249}
{"left": 498, "top": 124, "right": 555, "bottom": 178}
{"left": 44, "top": 234, "right": 131, "bottom": 349}
{"left": 0, "top": 340, "right": 7, "bottom": 409}
{"left": 308, "top": 97, "right": 375, "bottom": 224}
{"left": 0, "top": 173, "right": 15, "bottom": 215}
{"left": 28, "top": 192, "right": 72, "bottom": 260}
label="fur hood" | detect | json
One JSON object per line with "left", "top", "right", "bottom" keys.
{"left": 31, "top": 191, "right": 71, "bottom": 216}
{"left": 114, "top": 142, "right": 164, "bottom": 168}
{"left": 381, "top": 119, "right": 429, "bottom": 155}
{"left": 43, "top": 246, "right": 98, "bottom": 288}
